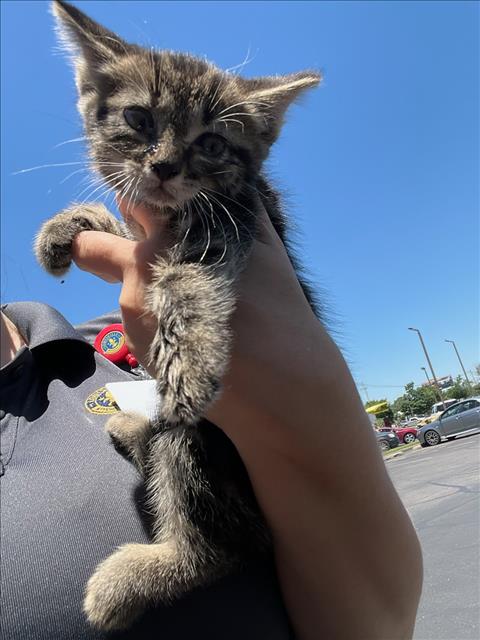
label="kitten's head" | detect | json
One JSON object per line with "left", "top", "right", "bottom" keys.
{"left": 53, "top": 0, "right": 320, "bottom": 213}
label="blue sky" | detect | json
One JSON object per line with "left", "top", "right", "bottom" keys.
{"left": 1, "top": 1, "right": 478, "bottom": 402}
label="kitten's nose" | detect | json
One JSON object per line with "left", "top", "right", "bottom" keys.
{"left": 150, "top": 162, "right": 181, "bottom": 182}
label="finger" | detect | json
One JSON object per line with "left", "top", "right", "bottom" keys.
{"left": 72, "top": 231, "right": 136, "bottom": 283}
{"left": 116, "top": 196, "right": 168, "bottom": 240}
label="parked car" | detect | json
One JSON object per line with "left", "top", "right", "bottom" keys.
{"left": 375, "top": 431, "right": 400, "bottom": 452}
{"left": 417, "top": 397, "right": 480, "bottom": 447}
{"left": 431, "top": 399, "right": 460, "bottom": 414}
{"left": 377, "top": 425, "right": 417, "bottom": 444}
{"left": 394, "top": 426, "right": 418, "bottom": 444}
{"left": 400, "top": 416, "right": 422, "bottom": 427}
{"left": 416, "top": 412, "right": 442, "bottom": 427}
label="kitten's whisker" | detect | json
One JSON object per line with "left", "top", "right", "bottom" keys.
{"left": 125, "top": 175, "right": 140, "bottom": 217}
{"left": 52, "top": 136, "right": 87, "bottom": 149}
{"left": 225, "top": 46, "right": 255, "bottom": 75}
{"left": 215, "top": 100, "right": 270, "bottom": 118}
{"left": 202, "top": 191, "right": 240, "bottom": 242}
{"left": 13, "top": 161, "right": 86, "bottom": 175}
{"left": 204, "top": 188, "right": 257, "bottom": 220}
{"left": 75, "top": 171, "right": 128, "bottom": 202}
{"left": 75, "top": 176, "right": 106, "bottom": 202}
{"left": 210, "top": 210, "right": 229, "bottom": 266}
{"left": 192, "top": 198, "right": 209, "bottom": 263}
{"left": 192, "top": 198, "right": 211, "bottom": 263}
{"left": 208, "top": 77, "right": 227, "bottom": 112}
{"left": 197, "top": 191, "right": 229, "bottom": 265}
{"left": 241, "top": 181, "right": 271, "bottom": 202}
{"left": 196, "top": 191, "right": 216, "bottom": 228}
{"left": 59, "top": 167, "right": 89, "bottom": 184}
{"left": 179, "top": 203, "right": 192, "bottom": 247}
{"left": 217, "top": 118, "right": 244, "bottom": 132}
{"left": 118, "top": 177, "right": 136, "bottom": 206}
{"left": 131, "top": 175, "right": 142, "bottom": 214}
{"left": 217, "top": 111, "right": 263, "bottom": 120}
{"left": 203, "top": 189, "right": 256, "bottom": 243}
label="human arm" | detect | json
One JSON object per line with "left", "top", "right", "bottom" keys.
{"left": 71, "top": 201, "right": 422, "bottom": 640}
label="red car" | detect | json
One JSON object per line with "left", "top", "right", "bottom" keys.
{"left": 377, "top": 426, "right": 417, "bottom": 444}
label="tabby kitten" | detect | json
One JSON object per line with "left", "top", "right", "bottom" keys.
{"left": 35, "top": 0, "right": 321, "bottom": 630}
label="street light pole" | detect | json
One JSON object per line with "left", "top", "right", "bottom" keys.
{"left": 445, "top": 339, "right": 472, "bottom": 390}
{"left": 421, "top": 367, "right": 431, "bottom": 385}
{"left": 408, "top": 327, "right": 446, "bottom": 409}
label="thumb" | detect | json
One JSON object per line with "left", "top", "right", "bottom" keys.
{"left": 72, "top": 231, "right": 136, "bottom": 283}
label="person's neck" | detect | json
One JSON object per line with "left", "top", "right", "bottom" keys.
{"left": 1, "top": 312, "right": 27, "bottom": 367}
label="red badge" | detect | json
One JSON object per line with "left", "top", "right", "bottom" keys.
{"left": 94, "top": 324, "right": 138, "bottom": 368}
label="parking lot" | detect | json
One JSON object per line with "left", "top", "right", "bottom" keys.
{"left": 386, "top": 434, "right": 480, "bottom": 640}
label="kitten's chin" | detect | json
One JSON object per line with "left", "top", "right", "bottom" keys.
{"left": 140, "top": 198, "right": 175, "bottom": 218}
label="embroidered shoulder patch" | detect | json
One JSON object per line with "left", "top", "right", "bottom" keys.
{"left": 85, "top": 387, "right": 119, "bottom": 415}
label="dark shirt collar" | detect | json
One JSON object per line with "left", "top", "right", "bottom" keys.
{"left": 1, "top": 302, "right": 87, "bottom": 350}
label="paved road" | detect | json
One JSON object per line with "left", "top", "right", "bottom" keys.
{"left": 386, "top": 434, "right": 480, "bottom": 640}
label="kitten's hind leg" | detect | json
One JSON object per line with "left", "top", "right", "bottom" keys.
{"left": 34, "top": 202, "right": 124, "bottom": 276}
{"left": 105, "top": 411, "right": 152, "bottom": 473}
{"left": 147, "top": 260, "right": 235, "bottom": 425}
{"left": 84, "top": 539, "right": 211, "bottom": 631}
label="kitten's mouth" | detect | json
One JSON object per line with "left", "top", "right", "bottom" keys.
{"left": 151, "top": 184, "right": 175, "bottom": 202}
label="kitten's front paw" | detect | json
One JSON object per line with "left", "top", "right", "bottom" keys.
{"left": 147, "top": 262, "right": 235, "bottom": 425}
{"left": 84, "top": 545, "right": 148, "bottom": 631}
{"left": 84, "top": 541, "right": 183, "bottom": 630}
{"left": 105, "top": 411, "right": 151, "bottom": 469}
{"left": 34, "top": 202, "right": 123, "bottom": 276}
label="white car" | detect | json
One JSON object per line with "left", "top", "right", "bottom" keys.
{"left": 400, "top": 416, "right": 421, "bottom": 427}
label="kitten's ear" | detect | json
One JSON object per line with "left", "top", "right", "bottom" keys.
{"left": 52, "top": 1, "right": 131, "bottom": 90}
{"left": 243, "top": 71, "right": 322, "bottom": 145}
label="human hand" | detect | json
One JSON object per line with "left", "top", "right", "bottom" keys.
{"left": 72, "top": 197, "right": 422, "bottom": 640}
{"left": 71, "top": 196, "right": 334, "bottom": 440}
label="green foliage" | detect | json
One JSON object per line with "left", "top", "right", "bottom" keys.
{"left": 392, "top": 375, "right": 477, "bottom": 417}
{"left": 364, "top": 399, "right": 393, "bottom": 421}
{"left": 444, "top": 375, "right": 473, "bottom": 400}
{"left": 392, "top": 382, "right": 438, "bottom": 417}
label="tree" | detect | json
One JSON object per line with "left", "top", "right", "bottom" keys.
{"left": 392, "top": 382, "right": 438, "bottom": 417}
{"left": 445, "top": 376, "right": 472, "bottom": 401}
{"left": 364, "top": 399, "right": 393, "bottom": 425}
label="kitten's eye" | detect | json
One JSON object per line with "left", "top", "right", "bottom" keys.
{"left": 196, "top": 133, "right": 226, "bottom": 157}
{"left": 123, "top": 107, "right": 154, "bottom": 134}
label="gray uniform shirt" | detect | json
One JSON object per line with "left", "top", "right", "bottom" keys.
{"left": 0, "top": 302, "right": 291, "bottom": 640}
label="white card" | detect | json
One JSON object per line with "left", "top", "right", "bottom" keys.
{"left": 106, "top": 380, "right": 160, "bottom": 420}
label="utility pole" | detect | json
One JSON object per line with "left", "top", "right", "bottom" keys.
{"left": 421, "top": 367, "right": 431, "bottom": 385}
{"left": 359, "top": 383, "right": 370, "bottom": 402}
{"left": 445, "top": 339, "right": 472, "bottom": 391}
{"left": 408, "top": 327, "right": 446, "bottom": 410}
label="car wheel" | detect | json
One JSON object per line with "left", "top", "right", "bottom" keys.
{"left": 379, "top": 440, "right": 390, "bottom": 452}
{"left": 424, "top": 429, "right": 441, "bottom": 446}
{"left": 403, "top": 433, "right": 416, "bottom": 444}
